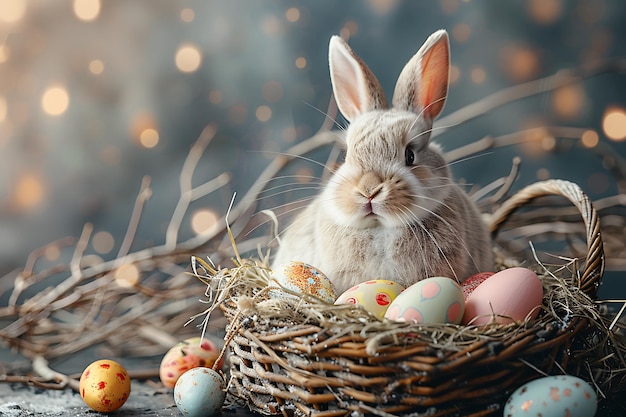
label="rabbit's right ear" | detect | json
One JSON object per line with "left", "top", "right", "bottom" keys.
{"left": 329, "top": 36, "right": 388, "bottom": 122}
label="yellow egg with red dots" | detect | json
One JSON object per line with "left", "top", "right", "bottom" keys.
{"left": 335, "top": 280, "right": 405, "bottom": 320}
{"left": 159, "top": 337, "right": 221, "bottom": 388}
{"left": 79, "top": 359, "right": 131, "bottom": 412}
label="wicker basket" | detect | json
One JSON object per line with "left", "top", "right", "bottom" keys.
{"left": 218, "top": 179, "right": 611, "bottom": 417}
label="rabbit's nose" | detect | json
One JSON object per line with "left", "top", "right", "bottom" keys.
{"left": 357, "top": 172, "right": 384, "bottom": 199}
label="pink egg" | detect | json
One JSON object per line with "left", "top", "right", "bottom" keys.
{"left": 461, "top": 272, "right": 494, "bottom": 300}
{"left": 159, "top": 337, "right": 221, "bottom": 388}
{"left": 462, "top": 267, "right": 543, "bottom": 325}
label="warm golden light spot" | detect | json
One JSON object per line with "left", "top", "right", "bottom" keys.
{"left": 262, "top": 81, "right": 283, "bottom": 103}
{"left": 528, "top": 0, "right": 562, "bottom": 24}
{"left": 73, "top": 0, "right": 100, "bottom": 21}
{"left": 0, "top": 45, "right": 10, "bottom": 63}
{"left": 14, "top": 172, "right": 45, "bottom": 209}
{"left": 0, "top": 0, "right": 26, "bottom": 24}
{"left": 208, "top": 90, "right": 222, "bottom": 104}
{"left": 452, "top": 23, "right": 471, "bottom": 42}
{"left": 470, "top": 67, "right": 486, "bottom": 84}
{"left": 42, "top": 86, "right": 70, "bottom": 116}
{"left": 541, "top": 135, "right": 556, "bottom": 151}
{"left": 89, "top": 59, "right": 104, "bottom": 75}
{"left": 175, "top": 44, "right": 202, "bottom": 73}
{"left": 501, "top": 45, "right": 540, "bottom": 82}
{"left": 114, "top": 264, "right": 140, "bottom": 288}
{"left": 93, "top": 231, "right": 115, "bottom": 254}
{"left": 341, "top": 21, "right": 359, "bottom": 38}
{"left": 449, "top": 64, "right": 461, "bottom": 85}
{"left": 180, "top": 7, "right": 195, "bottom": 23}
{"left": 262, "top": 15, "right": 282, "bottom": 36}
{"left": 256, "top": 105, "right": 272, "bottom": 122}
{"left": 536, "top": 168, "right": 550, "bottom": 181}
{"left": 581, "top": 130, "right": 599, "bottom": 148}
{"left": 367, "top": 0, "right": 399, "bottom": 15}
{"left": 0, "top": 95, "right": 7, "bottom": 123}
{"left": 295, "top": 57, "right": 307, "bottom": 69}
{"left": 191, "top": 209, "right": 219, "bottom": 236}
{"left": 285, "top": 7, "right": 300, "bottom": 22}
{"left": 552, "top": 84, "right": 585, "bottom": 119}
{"left": 603, "top": 108, "right": 626, "bottom": 141}
{"left": 440, "top": 0, "right": 459, "bottom": 14}
{"left": 44, "top": 244, "right": 61, "bottom": 262}
{"left": 139, "top": 128, "right": 159, "bottom": 148}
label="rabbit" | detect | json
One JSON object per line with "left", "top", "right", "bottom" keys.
{"left": 271, "top": 30, "right": 494, "bottom": 295}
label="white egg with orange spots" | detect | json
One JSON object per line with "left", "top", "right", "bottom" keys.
{"left": 270, "top": 261, "right": 337, "bottom": 303}
{"left": 79, "top": 359, "right": 131, "bottom": 412}
{"left": 335, "top": 280, "right": 405, "bottom": 319}
{"left": 505, "top": 375, "right": 596, "bottom": 417}
{"left": 384, "top": 277, "right": 465, "bottom": 324}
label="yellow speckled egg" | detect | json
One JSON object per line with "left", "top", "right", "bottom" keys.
{"left": 79, "top": 359, "right": 131, "bottom": 412}
{"left": 335, "top": 280, "right": 405, "bottom": 319}
{"left": 384, "top": 277, "right": 465, "bottom": 324}
{"left": 270, "top": 261, "right": 337, "bottom": 303}
{"left": 159, "top": 337, "right": 221, "bottom": 388}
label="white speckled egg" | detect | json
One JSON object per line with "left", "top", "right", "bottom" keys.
{"left": 384, "top": 277, "right": 465, "bottom": 324}
{"left": 462, "top": 267, "right": 543, "bottom": 325}
{"left": 159, "top": 337, "right": 221, "bottom": 388}
{"left": 270, "top": 261, "right": 337, "bottom": 303}
{"left": 505, "top": 375, "right": 597, "bottom": 417}
{"left": 335, "top": 280, "right": 405, "bottom": 319}
{"left": 174, "top": 367, "right": 226, "bottom": 417}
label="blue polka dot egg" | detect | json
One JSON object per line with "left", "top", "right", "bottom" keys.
{"left": 505, "top": 375, "right": 597, "bottom": 417}
{"left": 270, "top": 261, "right": 337, "bottom": 303}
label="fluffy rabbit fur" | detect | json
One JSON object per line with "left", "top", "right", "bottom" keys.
{"left": 272, "top": 30, "right": 493, "bottom": 294}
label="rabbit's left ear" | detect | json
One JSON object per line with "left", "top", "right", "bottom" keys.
{"left": 392, "top": 30, "right": 450, "bottom": 121}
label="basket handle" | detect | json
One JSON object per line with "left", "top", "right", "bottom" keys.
{"left": 488, "top": 179, "right": 604, "bottom": 296}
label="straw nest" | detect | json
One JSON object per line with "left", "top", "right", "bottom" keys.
{"left": 194, "top": 180, "right": 626, "bottom": 417}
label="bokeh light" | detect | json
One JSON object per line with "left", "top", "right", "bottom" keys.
{"left": 208, "top": 90, "right": 223, "bottom": 104}
{"left": 73, "top": 0, "right": 101, "bottom": 22}
{"left": 527, "top": 0, "right": 563, "bottom": 24}
{"left": 581, "top": 130, "right": 599, "bottom": 148}
{"left": 114, "top": 264, "right": 140, "bottom": 288}
{"left": 130, "top": 113, "right": 157, "bottom": 145}
{"left": 191, "top": 209, "right": 219, "bottom": 236}
{"left": 367, "top": 0, "right": 399, "bottom": 15}
{"left": 139, "top": 128, "right": 159, "bottom": 148}
{"left": 602, "top": 108, "right": 626, "bottom": 141}
{"left": 0, "top": 0, "right": 27, "bottom": 24}
{"left": 452, "top": 23, "right": 471, "bottom": 43}
{"left": 14, "top": 172, "right": 45, "bottom": 210}
{"left": 552, "top": 84, "right": 585, "bottom": 119}
{"left": 44, "top": 244, "right": 61, "bottom": 262}
{"left": 92, "top": 231, "right": 115, "bottom": 254}
{"left": 256, "top": 105, "right": 272, "bottom": 122}
{"left": 0, "top": 45, "right": 10, "bottom": 63}
{"left": 449, "top": 65, "right": 461, "bottom": 85}
{"left": 175, "top": 44, "right": 202, "bottom": 73}
{"left": 180, "top": 7, "right": 195, "bottom": 23}
{"left": 470, "top": 67, "right": 486, "bottom": 84}
{"left": 41, "top": 86, "right": 70, "bottom": 116}
{"left": 89, "top": 59, "right": 104, "bottom": 75}
{"left": 285, "top": 7, "right": 300, "bottom": 22}
{"left": 500, "top": 45, "right": 540, "bottom": 82}
{"left": 0, "top": 96, "right": 7, "bottom": 123}
{"left": 295, "top": 57, "right": 307, "bottom": 69}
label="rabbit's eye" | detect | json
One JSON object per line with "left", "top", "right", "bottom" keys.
{"left": 405, "top": 147, "right": 415, "bottom": 166}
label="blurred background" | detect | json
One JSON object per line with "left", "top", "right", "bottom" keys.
{"left": 1, "top": 0, "right": 625, "bottom": 298}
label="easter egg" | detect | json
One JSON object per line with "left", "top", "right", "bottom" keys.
{"left": 79, "top": 359, "right": 131, "bottom": 412}
{"left": 461, "top": 272, "right": 494, "bottom": 300}
{"left": 174, "top": 367, "right": 226, "bottom": 417}
{"left": 335, "top": 280, "right": 405, "bottom": 319}
{"left": 159, "top": 337, "right": 221, "bottom": 388}
{"left": 270, "top": 261, "right": 337, "bottom": 303}
{"left": 462, "top": 267, "right": 543, "bottom": 325}
{"left": 505, "top": 375, "right": 597, "bottom": 417}
{"left": 384, "top": 277, "right": 465, "bottom": 324}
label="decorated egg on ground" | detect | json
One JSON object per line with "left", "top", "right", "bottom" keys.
{"left": 270, "top": 261, "right": 337, "bottom": 303}
{"left": 462, "top": 267, "right": 543, "bottom": 325}
{"left": 335, "top": 280, "right": 405, "bottom": 319}
{"left": 159, "top": 337, "right": 221, "bottom": 388}
{"left": 384, "top": 277, "right": 465, "bottom": 324}
{"left": 174, "top": 367, "right": 226, "bottom": 417}
{"left": 79, "top": 359, "right": 131, "bottom": 412}
{"left": 505, "top": 375, "right": 597, "bottom": 417}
